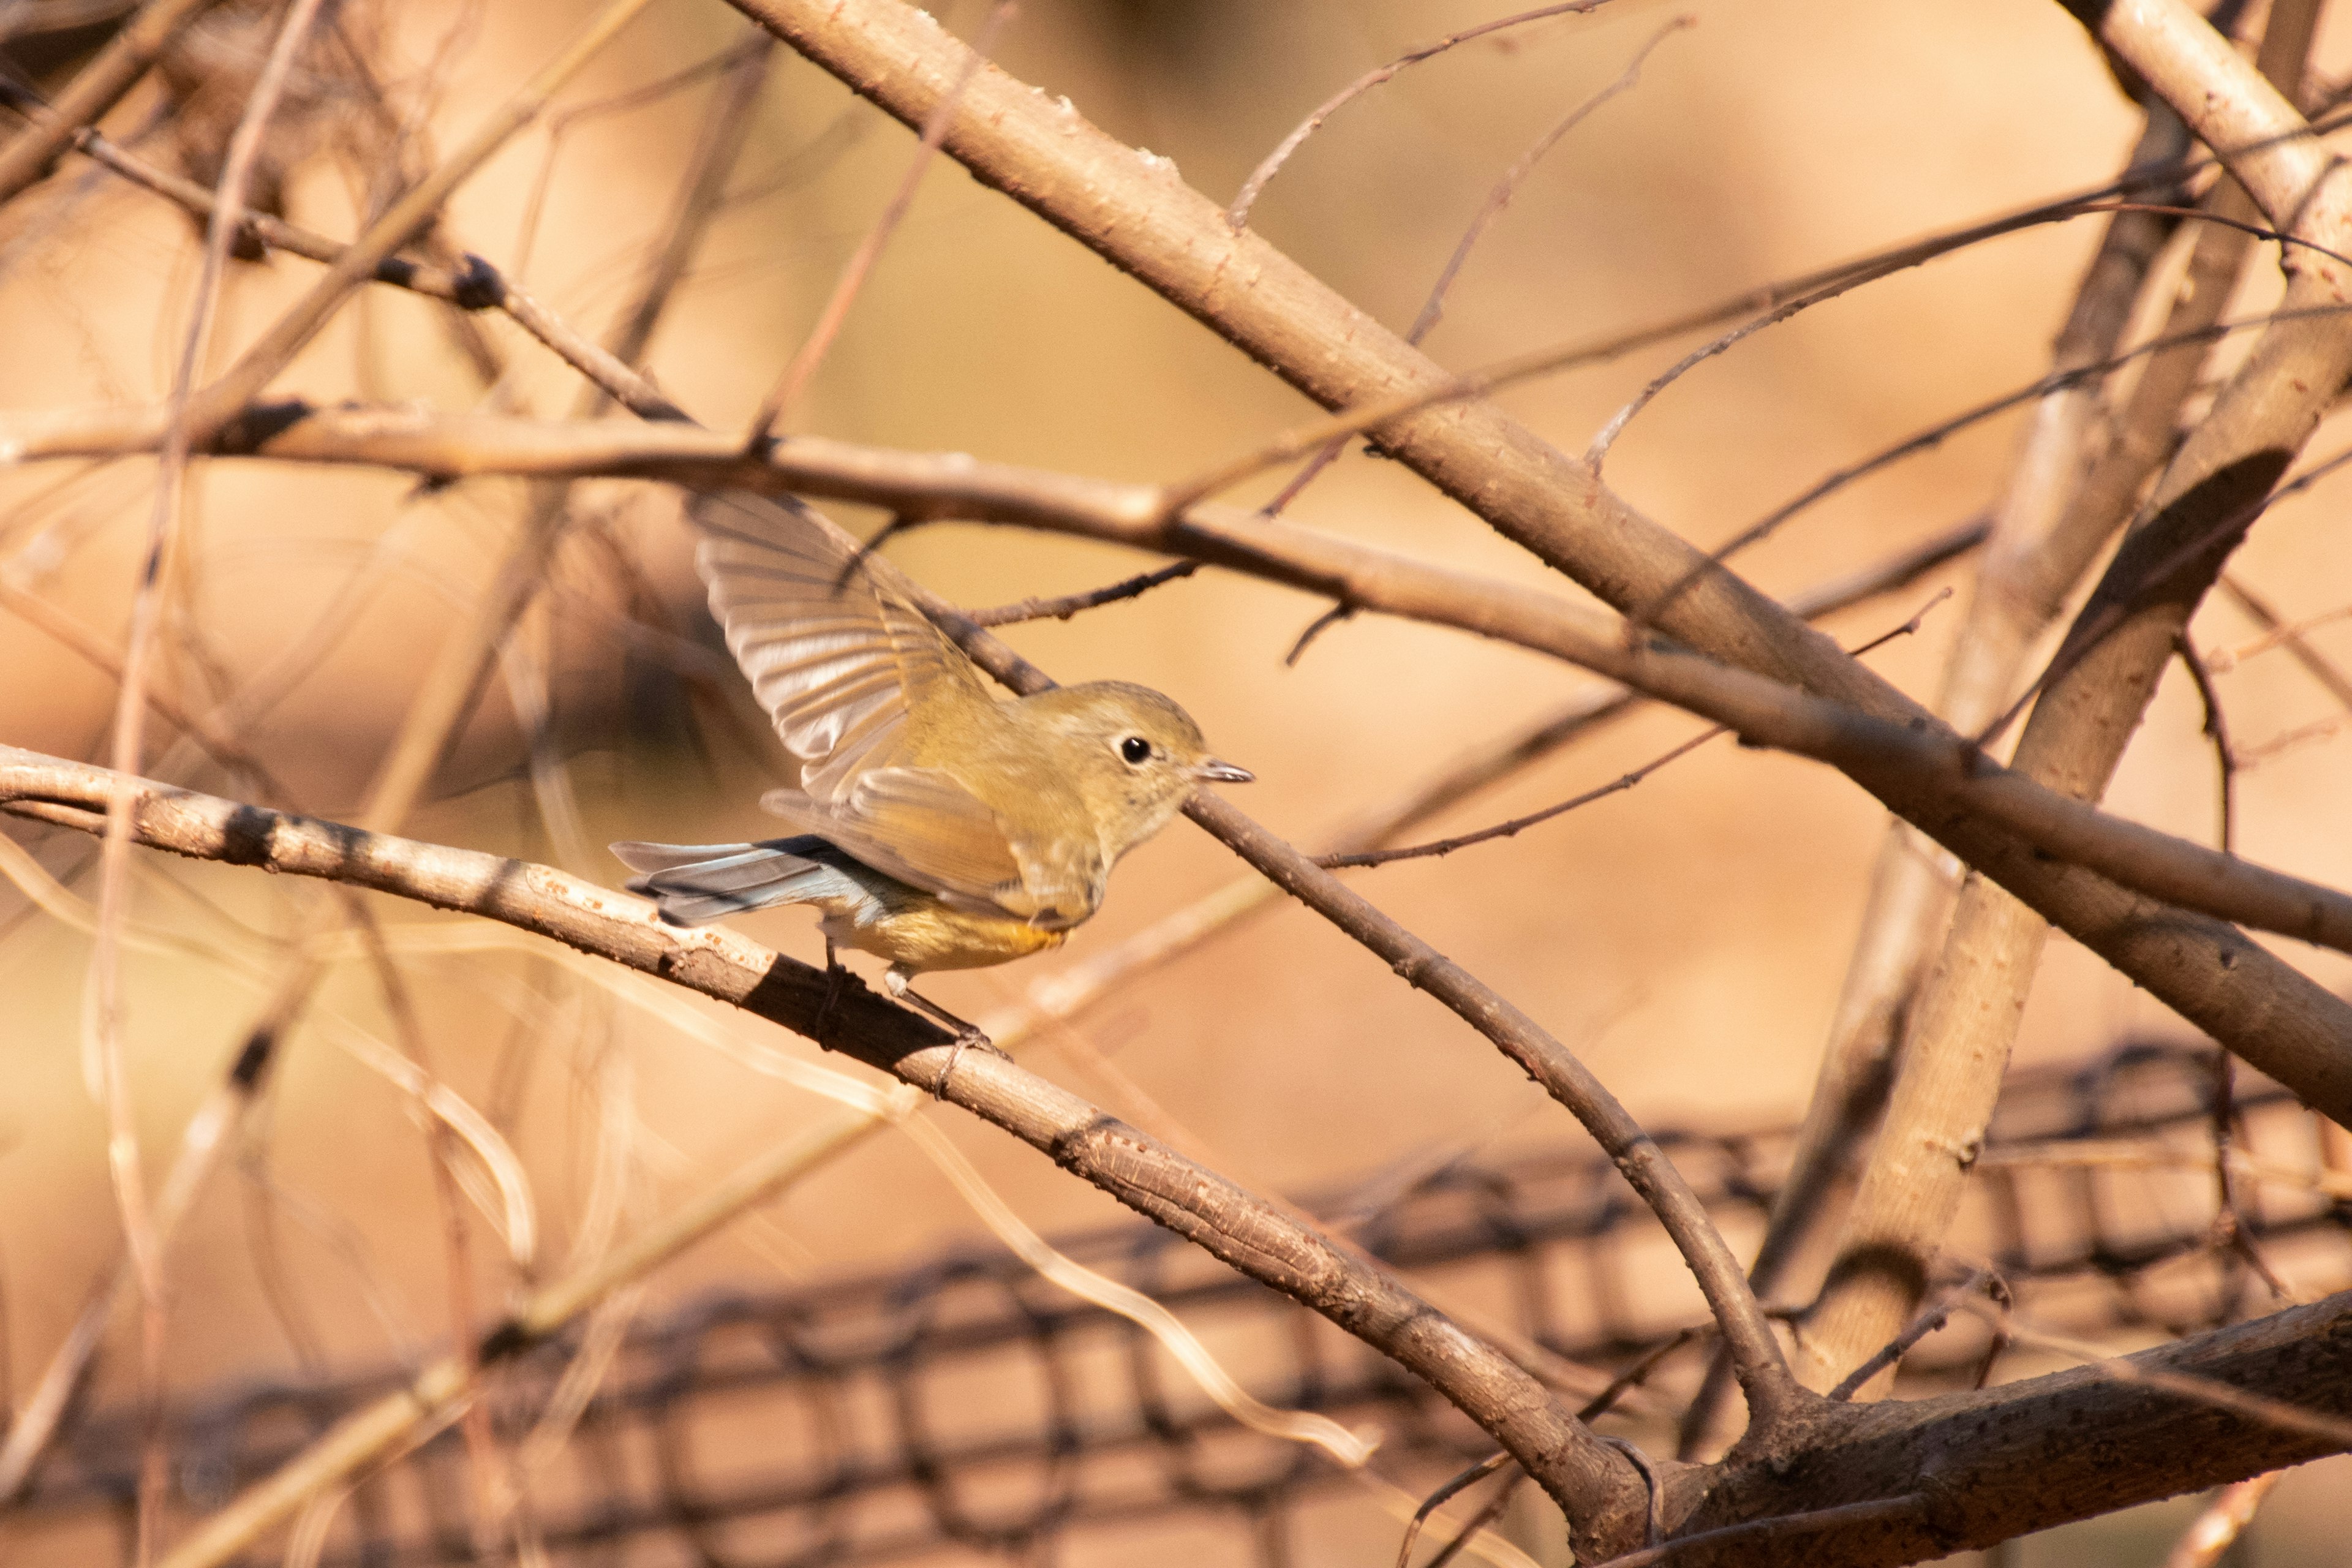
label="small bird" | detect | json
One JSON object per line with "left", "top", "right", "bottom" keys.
{"left": 614, "top": 491, "right": 1251, "bottom": 1049}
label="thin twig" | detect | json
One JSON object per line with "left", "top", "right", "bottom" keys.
{"left": 2236, "top": 713, "right": 2349, "bottom": 764}
{"left": 744, "top": 1, "right": 1012, "bottom": 442}
{"left": 1407, "top": 17, "right": 1690, "bottom": 342}
{"left": 600, "top": 29, "right": 777, "bottom": 390}
{"left": 2216, "top": 573, "right": 2352, "bottom": 711}
{"left": 1420, "top": 1471, "right": 1530, "bottom": 1568}
{"left": 1627, "top": 302, "right": 2352, "bottom": 633}
{"left": 1166, "top": 192, "right": 2233, "bottom": 516}
{"left": 1283, "top": 601, "right": 1355, "bottom": 665}
{"left": 1394, "top": 1452, "right": 1514, "bottom": 1568}
{"left": 2176, "top": 635, "right": 2237, "bottom": 856}
{"left": 2210, "top": 604, "right": 2352, "bottom": 668}
{"left": 1250, "top": 2, "right": 1683, "bottom": 533}
{"left": 1316, "top": 725, "right": 1722, "bottom": 870}
{"left": 508, "top": 32, "right": 771, "bottom": 284}
{"left": 1226, "top": 0, "right": 1610, "bottom": 230}
{"left": 964, "top": 560, "right": 1198, "bottom": 626}
{"left": 460, "top": 255, "right": 693, "bottom": 421}
{"left": 0, "top": 0, "right": 230, "bottom": 203}
{"left": 1588, "top": 197, "right": 2352, "bottom": 475}
{"left": 0, "top": 575, "right": 290, "bottom": 797}
{"left": 1826, "top": 1269, "right": 1992, "bottom": 1401}
{"left": 1604, "top": 1435, "right": 1665, "bottom": 1546}
{"left": 80, "top": 5, "right": 330, "bottom": 1555}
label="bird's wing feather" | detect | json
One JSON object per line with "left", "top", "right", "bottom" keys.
{"left": 761, "top": 773, "right": 1097, "bottom": 926}
{"left": 999, "top": 824, "right": 1107, "bottom": 931}
{"left": 692, "top": 492, "right": 990, "bottom": 801}
{"left": 696, "top": 492, "right": 1102, "bottom": 927}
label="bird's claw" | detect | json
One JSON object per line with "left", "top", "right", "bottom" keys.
{"left": 934, "top": 1025, "right": 1004, "bottom": 1098}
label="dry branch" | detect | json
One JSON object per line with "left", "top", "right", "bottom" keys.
{"left": 1660, "top": 1290, "right": 2352, "bottom": 1566}
{"left": 1801, "top": 0, "right": 2352, "bottom": 1394}
{"left": 1694, "top": 96, "right": 2203, "bottom": 1453}
{"left": 0, "top": 744, "right": 1645, "bottom": 1553}
{"left": 1225, "top": 0, "right": 1610, "bottom": 232}
{"left": 181, "top": 0, "right": 660, "bottom": 437}
{"left": 716, "top": 0, "right": 2352, "bottom": 1172}
{"left": 0, "top": 0, "right": 229, "bottom": 202}
{"left": 9, "top": 402, "right": 2352, "bottom": 1085}
{"left": 1712, "top": 2, "right": 2313, "bottom": 1425}
{"left": 10, "top": 745, "right": 2352, "bottom": 1567}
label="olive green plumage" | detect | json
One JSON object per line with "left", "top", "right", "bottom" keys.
{"left": 614, "top": 492, "right": 1249, "bottom": 1000}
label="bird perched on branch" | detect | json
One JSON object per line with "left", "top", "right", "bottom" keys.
{"left": 614, "top": 492, "right": 1251, "bottom": 1056}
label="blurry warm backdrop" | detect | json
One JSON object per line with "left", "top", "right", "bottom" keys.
{"left": 4, "top": 0, "right": 2351, "bottom": 1562}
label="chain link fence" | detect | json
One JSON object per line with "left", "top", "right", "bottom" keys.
{"left": 16, "top": 1039, "right": 2350, "bottom": 1566}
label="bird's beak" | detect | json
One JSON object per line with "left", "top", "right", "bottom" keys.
{"left": 1196, "top": 758, "right": 1254, "bottom": 784}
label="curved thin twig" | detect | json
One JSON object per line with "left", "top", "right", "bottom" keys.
{"left": 965, "top": 560, "right": 1198, "bottom": 626}
{"left": 1226, "top": 0, "right": 1611, "bottom": 230}
{"left": 744, "top": 1, "right": 1012, "bottom": 442}
{"left": 1408, "top": 17, "right": 1692, "bottom": 342}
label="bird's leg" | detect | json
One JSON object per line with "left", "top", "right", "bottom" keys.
{"left": 812, "top": 938, "right": 848, "bottom": 1047}
{"left": 883, "top": 968, "right": 1001, "bottom": 1096}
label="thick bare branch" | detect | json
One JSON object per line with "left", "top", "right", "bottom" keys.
{"left": 9, "top": 402, "right": 2351, "bottom": 1072}
{"left": 717, "top": 0, "right": 2352, "bottom": 1170}
{"left": 1801, "top": 0, "right": 2352, "bottom": 1393}
{"left": 774, "top": 508, "right": 1807, "bottom": 1435}
{"left": 1654, "top": 1291, "right": 2352, "bottom": 1566}
{"left": 1703, "top": 59, "right": 2277, "bottom": 1440}
{"left": 0, "top": 744, "right": 1640, "bottom": 1547}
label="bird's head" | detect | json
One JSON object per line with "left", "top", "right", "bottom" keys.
{"left": 1022, "top": 681, "right": 1251, "bottom": 859}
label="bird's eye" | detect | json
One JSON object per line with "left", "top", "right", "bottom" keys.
{"left": 1120, "top": 736, "right": 1152, "bottom": 764}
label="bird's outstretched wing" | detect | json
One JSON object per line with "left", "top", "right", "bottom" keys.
{"left": 692, "top": 491, "right": 993, "bottom": 797}
{"left": 692, "top": 492, "right": 1059, "bottom": 916}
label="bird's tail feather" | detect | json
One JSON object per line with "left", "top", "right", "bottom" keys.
{"left": 610, "top": 837, "right": 843, "bottom": 927}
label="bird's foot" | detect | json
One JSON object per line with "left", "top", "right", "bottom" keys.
{"left": 935, "top": 1024, "right": 1004, "bottom": 1099}
{"left": 883, "top": 971, "right": 1003, "bottom": 1096}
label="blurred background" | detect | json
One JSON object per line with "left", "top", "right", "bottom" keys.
{"left": 4, "top": 0, "right": 2352, "bottom": 1561}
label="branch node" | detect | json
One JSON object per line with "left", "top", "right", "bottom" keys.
{"left": 450, "top": 252, "right": 508, "bottom": 312}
